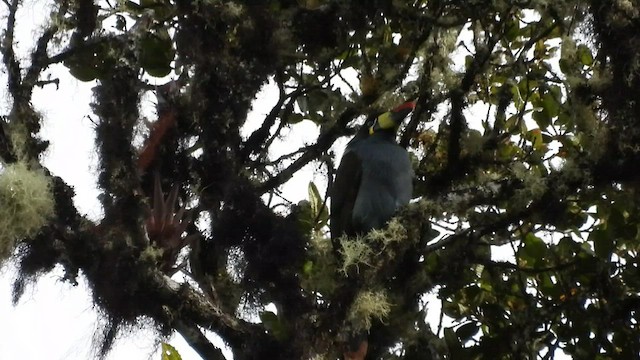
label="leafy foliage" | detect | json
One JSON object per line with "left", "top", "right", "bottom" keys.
{"left": 161, "top": 342, "right": 183, "bottom": 360}
{"left": 2, "top": 0, "right": 640, "bottom": 359}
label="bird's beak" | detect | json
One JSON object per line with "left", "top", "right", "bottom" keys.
{"left": 392, "top": 101, "right": 416, "bottom": 112}
{"left": 389, "top": 101, "right": 416, "bottom": 123}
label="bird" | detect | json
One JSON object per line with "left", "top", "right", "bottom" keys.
{"left": 330, "top": 100, "right": 415, "bottom": 360}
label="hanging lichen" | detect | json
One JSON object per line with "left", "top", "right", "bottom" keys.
{"left": 0, "top": 162, "right": 54, "bottom": 263}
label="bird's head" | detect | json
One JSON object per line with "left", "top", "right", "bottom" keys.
{"left": 368, "top": 101, "right": 416, "bottom": 135}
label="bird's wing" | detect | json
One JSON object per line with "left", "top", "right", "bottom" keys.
{"left": 330, "top": 150, "right": 362, "bottom": 249}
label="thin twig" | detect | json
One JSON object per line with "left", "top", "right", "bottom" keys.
{"left": 257, "top": 105, "right": 359, "bottom": 193}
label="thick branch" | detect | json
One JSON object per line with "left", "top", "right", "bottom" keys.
{"left": 153, "top": 275, "right": 268, "bottom": 354}
{"left": 23, "top": 22, "right": 60, "bottom": 91}
{"left": 174, "top": 320, "right": 227, "bottom": 360}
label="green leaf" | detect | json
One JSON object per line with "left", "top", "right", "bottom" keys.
{"left": 140, "top": 0, "right": 175, "bottom": 18}
{"left": 557, "top": 236, "right": 578, "bottom": 260}
{"left": 161, "top": 343, "right": 182, "bottom": 360}
{"left": 464, "top": 55, "right": 473, "bottom": 69}
{"left": 590, "top": 227, "right": 614, "bottom": 259}
{"left": 260, "top": 310, "right": 279, "bottom": 325}
{"left": 457, "top": 322, "right": 480, "bottom": 342}
{"left": 309, "top": 181, "right": 322, "bottom": 214}
{"left": 442, "top": 299, "right": 461, "bottom": 318}
{"left": 139, "top": 28, "right": 175, "bottom": 78}
{"left": 303, "top": 260, "right": 313, "bottom": 275}
{"left": 532, "top": 110, "right": 551, "bottom": 130}
{"left": 504, "top": 114, "right": 518, "bottom": 131}
{"left": 122, "top": 0, "right": 144, "bottom": 14}
{"left": 295, "top": 200, "right": 314, "bottom": 234}
{"left": 539, "top": 273, "right": 561, "bottom": 298}
{"left": 607, "top": 206, "right": 636, "bottom": 239}
{"left": 504, "top": 17, "right": 520, "bottom": 42}
{"left": 67, "top": 64, "right": 100, "bottom": 82}
{"left": 558, "top": 58, "right": 572, "bottom": 74}
{"left": 259, "top": 311, "right": 289, "bottom": 341}
{"left": 297, "top": 96, "right": 309, "bottom": 113}
{"left": 64, "top": 42, "right": 112, "bottom": 81}
{"left": 444, "top": 327, "right": 463, "bottom": 356}
{"left": 302, "top": 90, "right": 330, "bottom": 119}
{"left": 541, "top": 91, "right": 560, "bottom": 119}
{"left": 424, "top": 252, "right": 440, "bottom": 273}
{"left": 556, "top": 110, "right": 573, "bottom": 129}
{"left": 534, "top": 39, "right": 547, "bottom": 59}
{"left": 308, "top": 182, "right": 329, "bottom": 230}
{"left": 577, "top": 44, "right": 593, "bottom": 66}
{"left": 526, "top": 129, "right": 545, "bottom": 150}
{"left": 519, "top": 233, "right": 547, "bottom": 267}
{"left": 285, "top": 113, "right": 305, "bottom": 124}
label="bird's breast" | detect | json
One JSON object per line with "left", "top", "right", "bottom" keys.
{"left": 350, "top": 142, "right": 413, "bottom": 232}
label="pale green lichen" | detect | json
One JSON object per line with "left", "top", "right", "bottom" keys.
{"left": 310, "top": 230, "right": 332, "bottom": 254}
{"left": 339, "top": 235, "right": 373, "bottom": 274}
{"left": 139, "top": 244, "right": 164, "bottom": 265}
{"left": 223, "top": 1, "right": 244, "bottom": 17}
{"left": 560, "top": 36, "right": 577, "bottom": 64}
{"left": 347, "top": 290, "right": 392, "bottom": 331}
{"left": 616, "top": 0, "right": 639, "bottom": 20}
{"left": 8, "top": 122, "right": 30, "bottom": 161}
{"left": 509, "top": 163, "right": 548, "bottom": 209}
{"left": 523, "top": 171, "right": 547, "bottom": 199}
{"left": 367, "top": 218, "right": 407, "bottom": 247}
{"left": 414, "top": 198, "right": 442, "bottom": 218}
{"left": 301, "top": 232, "right": 340, "bottom": 295}
{"left": 558, "top": 158, "right": 587, "bottom": 184}
{"left": 585, "top": 123, "right": 609, "bottom": 161}
{"left": 6, "top": 103, "right": 45, "bottom": 162}
{"left": 511, "top": 162, "right": 528, "bottom": 180}
{"left": 309, "top": 355, "right": 327, "bottom": 360}
{"left": 0, "top": 162, "right": 55, "bottom": 263}
{"left": 462, "top": 129, "right": 485, "bottom": 156}
{"left": 589, "top": 67, "right": 613, "bottom": 93}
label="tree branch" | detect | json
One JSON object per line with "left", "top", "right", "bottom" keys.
{"left": 257, "top": 105, "right": 359, "bottom": 193}
{"left": 480, "top": 259, "right": 577, "bottom": 274}
{"left": 23, "top": 22, "right": 60, "bottom": 91}
{"left": 1, "top": 0, "right": 22, "bottom": 97}
{"left": 241, "top": 78, "right": 311, "bottom": 161}
{"left": 153, "top": 274, "right": 267, "bottom": 353}
{"left": 174, "top": 319, "right": 227, "bottom": 360}
{"left": 22, "top": 2, "right": 70, "bottom": 93}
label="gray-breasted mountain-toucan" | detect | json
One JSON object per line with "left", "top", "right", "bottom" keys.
{"left": 331, "top": 101, "right": 415, "bottom": 247}
{"left": 330, "top": 101, "right": 415, "bottom": 360}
